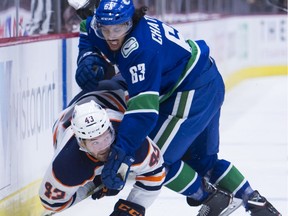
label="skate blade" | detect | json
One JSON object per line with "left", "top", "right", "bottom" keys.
{"left": 220, "top": 197, "right": 243, "bottom": 216}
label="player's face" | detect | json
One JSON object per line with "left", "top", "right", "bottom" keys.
{"left": 92, "top": 17, "right": 132, "bottom": 51}
{"left": 84, "top": 129, "right": 114, "bottom": 161}
{"left": 101, "top": 24, "right": 127, "bottom": 51}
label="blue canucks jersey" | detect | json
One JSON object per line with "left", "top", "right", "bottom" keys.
{"left": 78, "top": 16, "right": 213, "bottom": 155}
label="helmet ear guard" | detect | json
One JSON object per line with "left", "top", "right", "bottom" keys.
{"left": 71, "top": 100, "right": 112, "bottom": 142}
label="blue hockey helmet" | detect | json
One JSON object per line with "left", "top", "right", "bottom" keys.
{"left": 91, "top": 0, "right": 134, "bottom": 40}
{"left": 95, "top": 0, "right": 135, "bottom": 25}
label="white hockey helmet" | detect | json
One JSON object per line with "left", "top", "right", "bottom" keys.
{"left": 71, "top": 100, "right": 112, "bottom": 141}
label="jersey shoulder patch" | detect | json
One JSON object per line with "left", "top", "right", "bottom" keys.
{"left": 121, "top": 37, "right": 139, "bottom": 58}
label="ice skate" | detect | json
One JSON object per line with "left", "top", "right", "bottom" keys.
{"left": 187, "top": 180, "right": 234, "bottom": 216}
{"left": 246, "top": 190, "right": 282, "bottom": 216}
{"left": 219, "top": 197, "right": 242, "bottom": 216}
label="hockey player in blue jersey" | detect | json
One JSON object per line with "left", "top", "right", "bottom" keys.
{"left": 72, "top": 0, "right": 282, "bottom": 215}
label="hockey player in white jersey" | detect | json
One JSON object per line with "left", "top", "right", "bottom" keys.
{"left": 39, "top": 87, "right": 239, "bottom": 216}
{"left": 39, "top": 89, "right": 166, "bottom": 216}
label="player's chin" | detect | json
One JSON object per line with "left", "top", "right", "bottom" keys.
{"left": 107, "top": 41, "right": 121, "bottom": 51}
{"left": 96, "top": 150, "right": 110, "bottom": 161}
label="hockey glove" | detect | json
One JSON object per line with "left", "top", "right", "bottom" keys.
{"left": 91, "top": 186, "right": 120, "bottom": 200}
{"left": 110, "top": 199, "right": 145, "bottom": 216}
{"left": 91, "top": 175, "right": 120, "bottom": 200}
{"left": 101, "top": 145, "right": 135, "bottom": 190}
{"left": 75, "top": 51, "right": 107, "bottom": 91}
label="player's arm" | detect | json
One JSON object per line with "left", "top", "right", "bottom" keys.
{"left": 101, "top": 51, "right": 162, "bottom": 191}
{"left": 39, "top": 164, "right": 83, "bottom": 212}
{"left": 116, "top": 48, "right": 162, "bottom": 155}
{"left": 109, "top": 138, "right": 165, "bottom": 216}
{"left": 127, "top": 138, "right": 166, "bottom": 208}
{"left": 76, "top": 18, "right": 109, "bottom": 91}
{"left": 39, "top": 162, "right": 123, "bottom": 213}
{"left": 39, "top": 164, "right": 110, "bottom": 213}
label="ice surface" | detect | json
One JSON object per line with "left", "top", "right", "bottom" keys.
{"left": 56, "top": 76, "right": 288, "bottom": 216}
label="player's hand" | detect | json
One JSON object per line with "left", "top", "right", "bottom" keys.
{"left": 101, "top": 145, "right": 134, "bottom": 190}
{"left": 76, "top": 53, "right": 107, "bottom": 91}
{"left": 91, "top": 175, "right": 120, "bottom": 199}
{"left": 91, "top": 187, "right": 120, "bottom": 200}
{"left": 109, "top": 199, "right": 145, "bottom": 216}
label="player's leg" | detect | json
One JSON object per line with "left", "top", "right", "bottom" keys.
{"left": 183, "top": 134, "right": 282, "bottom": 215}
{"left": 149, "top": 70, "right": 225, "bottom": 166}
{"left": 163, "top": 160, "right": 233, "bottom": 216}
{"left": 183, "top": 119, "right": 282, "bottom": 215}
{"left": 150, "top": 67, "right": 233, "bottom": 214}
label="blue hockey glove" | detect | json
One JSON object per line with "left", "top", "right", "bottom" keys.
{"left": 75, "top": 52, "right": 107, "bottom": 91}
{"left": 101, "top": 145, "right": 135, "bottom": 190}
{"left": 110, "top": 199, "right": 145, "bottom": 216}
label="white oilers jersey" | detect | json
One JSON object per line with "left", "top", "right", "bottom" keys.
{"left": 39, "top": 90, "right": 165, "bottom": 213}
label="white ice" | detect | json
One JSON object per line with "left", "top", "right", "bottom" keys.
{"left": 56, "top": 76, "right": 288, "bottom": 216}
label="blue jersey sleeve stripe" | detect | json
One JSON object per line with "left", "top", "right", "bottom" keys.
{"left": 127, "top": 92, "right": 159, "bottom": 111}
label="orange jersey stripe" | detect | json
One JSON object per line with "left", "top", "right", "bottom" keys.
{"left": 135, "top": 172, "right": 166, "bottom": 182}
{"left": 104, "top": 93, "right": 126, "bottom": 113}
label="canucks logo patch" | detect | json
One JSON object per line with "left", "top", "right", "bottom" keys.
{"left": 123, "top": 0, "right": 130, "bottom": 5}
{"left": 121, "top": 37, "right": 139, "bottom": 58}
